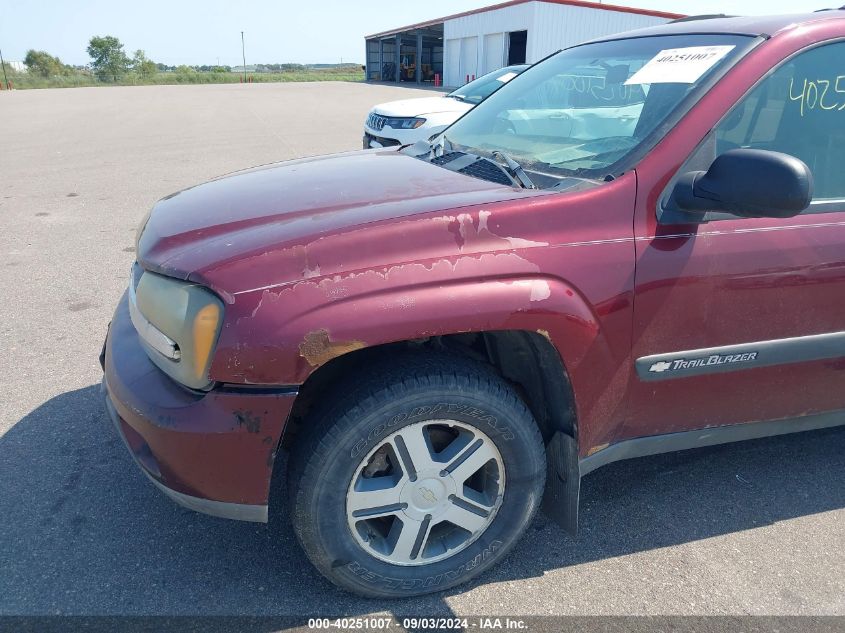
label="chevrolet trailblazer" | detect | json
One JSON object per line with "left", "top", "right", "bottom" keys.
{"left": 103, "top": 12, "right": 845, "bottom": 597}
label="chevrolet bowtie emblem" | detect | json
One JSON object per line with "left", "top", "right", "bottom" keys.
{"left": 418, "top": 486, "right": 437, "bottom": 503}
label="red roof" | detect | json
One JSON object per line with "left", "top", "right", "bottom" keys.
{"left": 365, "top": 0, "right": 685, "bottom": 39}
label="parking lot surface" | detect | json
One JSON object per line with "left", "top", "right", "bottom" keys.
{"left": 0, "top": 82, "right": 843, "bottom": 618}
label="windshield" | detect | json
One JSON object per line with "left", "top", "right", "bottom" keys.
{"left": 448, "top": 65, "right": 528, "bottom": 104}
{"left": 442, "top": 34, "right": 754, "bottom": 185}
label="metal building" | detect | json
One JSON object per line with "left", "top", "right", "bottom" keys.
{"left": 364, "top": 0, "right": 682, "bottom": 87}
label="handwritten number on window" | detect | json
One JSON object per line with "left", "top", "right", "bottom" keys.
{"left": 789, "top": 75, "right": 845, "bottom": 115}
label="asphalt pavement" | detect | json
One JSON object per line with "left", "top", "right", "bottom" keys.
{"left": 0, "top": 82, "right": 842, "bottom": 619}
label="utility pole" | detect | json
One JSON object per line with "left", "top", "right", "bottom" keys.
{"left": 0, "top": 48, "right": 8, "bottom": 89}
{"left": 240, "top": 31, "right": 246, "bottom": 82}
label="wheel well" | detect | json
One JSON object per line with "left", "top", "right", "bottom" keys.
{"left": 280, "top": 331, "right": 577, "bottom": 450}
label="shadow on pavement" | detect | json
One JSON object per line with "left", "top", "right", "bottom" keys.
{"left": 1, "top": 384, "right": 843, "bottom": 619}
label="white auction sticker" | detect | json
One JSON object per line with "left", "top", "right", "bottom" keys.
{"left": 625, "top": 45, "right": 735, "bottom": 85}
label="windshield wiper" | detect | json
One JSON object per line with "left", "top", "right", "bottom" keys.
{"left": 447, "top": 94, "right": 466, "bottom": 102}
{"left": 492, "top": 151, "right": 536, "bottom": 189}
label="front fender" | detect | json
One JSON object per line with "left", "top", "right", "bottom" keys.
{"left": 210, "top": 253, "right": 614, "bottom": 401}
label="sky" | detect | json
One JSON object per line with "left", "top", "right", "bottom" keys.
{"left": 0, "top": 0, "right": 835, "bottom": 66}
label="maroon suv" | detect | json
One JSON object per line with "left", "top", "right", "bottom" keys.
{"left": 102, "top": 12, "right": 845, "bottom": 597}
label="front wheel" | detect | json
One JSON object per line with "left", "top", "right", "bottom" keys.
{"left": 287, "top": 353, "right": 546, "bottom": 597}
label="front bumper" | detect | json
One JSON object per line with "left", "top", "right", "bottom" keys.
{"left": 102, "top": 292, "right": 298, "bottom": 522}
{"left": 363, "top": 123, "right": 448, "bottom": 150}
{"left": 362, "top": 120, "right": 434, "bottom": 148}
{"left": 363, "top": 131, "right": 402, "bottom": 149}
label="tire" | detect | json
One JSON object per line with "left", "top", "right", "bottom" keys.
{"left": 287, "top": 352, "right": 546, "bottom": 598}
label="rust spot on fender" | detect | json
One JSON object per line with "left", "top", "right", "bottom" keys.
{"left": 536, "top": 329, "right": 552, "bottom": 343}
{"left": 299, "top": 328, "right": 366, "bottom": 367}
{"left": 587, "top": 443, "right": 610, "bottom": 456}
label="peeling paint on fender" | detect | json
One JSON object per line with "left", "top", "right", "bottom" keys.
{"left": 529, "top": 280, "right": 551, "bottom": 302}
{"left": 153, "top": 159, "right": 642, "bottom": 454}
{"left": 302, "top": 264, "right": 321, "bottom": 279}
{"left": 440, "top": 210, "right": 548, "bottom": 253}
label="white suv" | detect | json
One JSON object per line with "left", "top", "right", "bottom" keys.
{"left": 363, "top": 65, "right": 528, "bottom": 149}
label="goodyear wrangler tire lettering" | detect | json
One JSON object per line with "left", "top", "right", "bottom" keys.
{"left": 350, "top": 438, "right": 368, "bottom": 459}
{"left": 351, "top": 403, "right": 515, "bottom": 458}
{"left": 288, "top": 353, "right": 546, "bottom": 598}
{"left": 346, "top": 540, "right": 503, "bottom": 591}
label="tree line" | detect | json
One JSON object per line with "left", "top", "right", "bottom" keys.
{"left": 22, "top": 36, "right": 157, "bottom": 81}
{"left": 16, "top": 35, "right": 359, "bottom": 81}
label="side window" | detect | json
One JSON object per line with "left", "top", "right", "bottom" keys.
{"left": 714, "top": 41, "right": 845, "bottom": 203}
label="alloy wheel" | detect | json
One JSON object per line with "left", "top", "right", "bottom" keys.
{"left": 345, "top": 419, "right": 505, "bottom": 566}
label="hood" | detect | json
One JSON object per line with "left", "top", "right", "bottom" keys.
{"left": 137, "top": 148, "right": 538, "bottom": 293}
{"left": 372, "top": 96, "right": 471, "bottom": 117}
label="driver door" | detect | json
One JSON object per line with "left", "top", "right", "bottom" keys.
{"left": 623, "top": 40, "right": 845, "bottom": 440}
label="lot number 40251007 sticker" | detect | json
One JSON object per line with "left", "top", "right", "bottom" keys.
{"left": 625, "top": 45, "right": 735, "bottom": 85}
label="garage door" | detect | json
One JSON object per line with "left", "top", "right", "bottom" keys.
{"left": 483, "top": 33, "right": 505, "bottom": 75}
{"left": 445, "top": 39, "right": 461, "bottom": 87}
{"left": 460, "top": 36, "right": 478, "bottom": 84}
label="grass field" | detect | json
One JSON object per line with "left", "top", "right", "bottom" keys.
{"left": 1, "top": 67, "right": 364, "bottom": 89}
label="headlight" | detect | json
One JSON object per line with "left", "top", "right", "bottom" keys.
{"left": 386, "top": 117, "right": 426, "bottom": 129}
{"left": 130, "top": 265, "right": 224, "bottom": 390}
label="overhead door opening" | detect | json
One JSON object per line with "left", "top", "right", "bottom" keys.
{"left": 365, "top": 25, "right": 444, "bottom": 83}
{"left": 508, "top": 30, "right": 527, "bottom": 65}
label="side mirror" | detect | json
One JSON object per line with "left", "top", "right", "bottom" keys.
{"left": 670, "top": 148, "right": 813, "bottom": 220}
